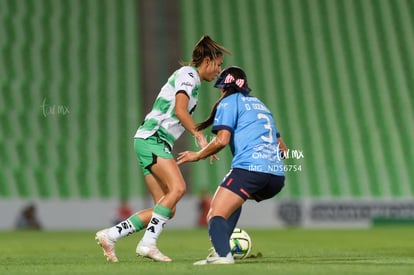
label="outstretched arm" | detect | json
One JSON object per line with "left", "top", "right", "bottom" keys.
{"left": 175, "top": 93, "right": 207, "bottom": 145}
{"left": 177, "top": 129, "right": 231, "bottom": 165}
{"left": 175, "top": 92, "right": 219, "bottom": 163}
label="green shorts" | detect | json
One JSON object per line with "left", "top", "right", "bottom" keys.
{"left": 134, "top": 135, "right": 173, "bottom": 176}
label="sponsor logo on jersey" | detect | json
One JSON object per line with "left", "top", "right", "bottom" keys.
{"left": 181, "top": 81, "right": 193, "bottom": 88}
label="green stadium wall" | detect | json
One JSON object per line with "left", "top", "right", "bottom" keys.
{"left": 181, "top": 0, "right": 414, "bottom": 199}
{"left": 0, "top": 0, "right": 143, "bottom": 199}
{"left": 1, "top": 0, "right": 413, "bottom": 202}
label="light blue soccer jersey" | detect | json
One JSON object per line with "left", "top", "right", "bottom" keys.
{"left": 212, "top": 93, "right": 284, "bottom": 176}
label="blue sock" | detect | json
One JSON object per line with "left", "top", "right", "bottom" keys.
{"left": 226, "top": 207, "right": 242, "bottom": 238}
{"left": 208, "top": 216, "right": 230, "bottom": 257}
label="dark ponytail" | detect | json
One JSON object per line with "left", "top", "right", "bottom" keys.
{"left": 181, "top": 35, "right": 231, "bottom": 67}
{"left": 197, "top": 66, "right": 251, "bottom": 131}
{"left": 196, "top": 87, "right": 239, "bottom": 131}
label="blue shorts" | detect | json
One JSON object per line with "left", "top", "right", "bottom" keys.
{"left": 220, "top": 168, "right": 285, "bottom": 201}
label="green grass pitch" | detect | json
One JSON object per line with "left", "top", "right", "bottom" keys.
{"left": 1, "top": 226, "right": 413, "bottom": 275}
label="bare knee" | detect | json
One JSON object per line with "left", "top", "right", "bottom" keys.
{"left": 170, "top": 184, "right": 186, "bottom": 201}
{"left": 159, "top": 184, "right": 186, "bottom": 210}
{"left": 207, "top": 208, "right": 222, "bottom": 222}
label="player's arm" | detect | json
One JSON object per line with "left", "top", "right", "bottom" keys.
{"left": 277, "top": 136, "right": 288, "bottom": 158}
{"left": 177, "top": 129, "right": 231, "bottom": 164}
{"left": 174, "top": 92, "right": 208, "bottom": 147}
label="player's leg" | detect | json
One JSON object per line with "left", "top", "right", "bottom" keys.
{"left": 194, "top": 187, "right": 243, "bottom": 265}
{"left": 149, "top": 157, "right": 186, "bottom": 209}
{"left": 137, "top": 157, "right": 185, "bottom": 261}
{"left": 104, "top": 173, "right": 168, "bottom": 243}
{"left": 95, "top": 137, "right": 165, "bottom": 262}
{"left": 126, "top": 164, "right": 178, "bottom": 232}
{"left": 226, "top": 206, "right": 241, "bottom": 237}
{"left": 95, "top": 174, "right": 159, "bottom": 263}
{"left": 145, "top": 172, "right": 177, "bottom": 219}
{"left": 140, "top": 157, "right": 185, "bottom": 245}
{"left": 207, "top": 186, "right": 245, "bottom": 258}
{"left": 205, "top": 205, "right": 241, "bottom": 259}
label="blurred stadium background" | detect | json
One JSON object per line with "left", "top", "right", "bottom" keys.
{"left": 0, "top": 0, "right": 413, "bottom": 229}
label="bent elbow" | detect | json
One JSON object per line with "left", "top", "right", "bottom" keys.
{"left": 174, "top": 109, "right": 185, "bottom": 121}
{"left": 214, "top": 137, "right": 229, "bottom": 149}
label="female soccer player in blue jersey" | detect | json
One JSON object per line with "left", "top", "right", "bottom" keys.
{"left": 95, "top": 36, "right": 230, "bottom": 263}
{"left": 177, "top": 66, "right": 287, "bottom": 265}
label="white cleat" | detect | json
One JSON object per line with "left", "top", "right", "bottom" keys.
{"left": 193, "top": 252, "right": 234, "bottom": 265}
{"left": 207, "top": 247, "right": 218, "bottom": 258}
{"left": 95, "top": 229, "right": 118, "bottom": 263}
{"left": 136, "top": 241, "right": 172, "bottom": 262}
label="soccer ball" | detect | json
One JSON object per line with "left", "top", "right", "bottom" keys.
{"left": 229, "top": 228, "right": 252, "bottom": 259}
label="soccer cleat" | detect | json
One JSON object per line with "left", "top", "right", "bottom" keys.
{"left": 191, "top": 247, "right": 217, "bottom": 265}
{"left": 95, "top": 229, "right": 118, "bottom": 263}
{"left": 207, "top": 247, "right": 218, "bottom": 258}
{"left": 136, "top": 241, "right": 172, "bottom": 262}
{"left": 193, "top": 252, "right": 234, "bottom": 265}
{"left": 193, "top": 256, "right": 235, "bottom": 265}
{"left": 193, "top": 259, "right": 209, "bottom": 265}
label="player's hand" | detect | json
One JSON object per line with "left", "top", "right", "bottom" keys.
{"left": 208, "top": 154, "right": 219, "bottom": 165}
{"left": 277, "top": 137, "right": 288, "bottom": 159}
{"left": 177, "top": 151, "right": 199, "bottom": 165}
{"left": 194, "top": 132, "right": 206, "bottom": 146}
{"left": 195, "top": 132, "right": 219, "bottom": 164}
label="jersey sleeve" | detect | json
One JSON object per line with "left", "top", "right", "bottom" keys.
{"left": 212, "top": 95, "right": 238, "bottom": 134}
{"left": 174, "top": 67, "right": 197, "bottom": 98}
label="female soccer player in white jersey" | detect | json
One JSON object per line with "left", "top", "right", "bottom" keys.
{"left": 177, "top": 66, "right": 287, "bottom": 265}
{"left": 95, "top": 35, "right": 231, "bottom": 262}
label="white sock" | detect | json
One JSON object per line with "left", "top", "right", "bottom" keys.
{"left": 107, "top": 219, "right": 136, "bottom": 241}
{"left": 141, "top": 212, "right": 169, "bottom": 246}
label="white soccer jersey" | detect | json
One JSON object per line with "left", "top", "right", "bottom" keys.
{"left": 134, "top": 66, "right": 200, "bottom": 149}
